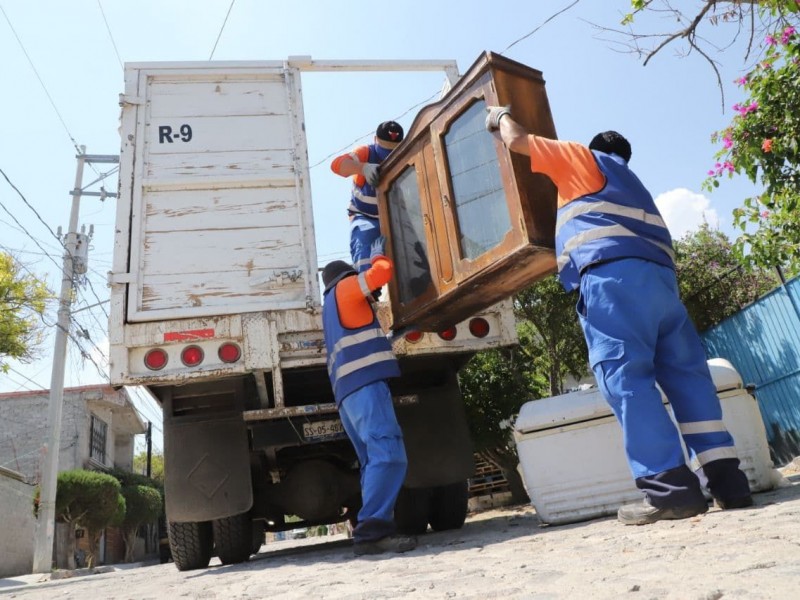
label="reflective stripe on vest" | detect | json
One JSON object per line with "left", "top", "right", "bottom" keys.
{"left": 347, "top": 144, "right": 391, "bottom": 217}
{"left": 322, "top": 288, "right": 400, "bottom": 405}
{"left": 554, "top": 151, "right": 674, "bottom": 290}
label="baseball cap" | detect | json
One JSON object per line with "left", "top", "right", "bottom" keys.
{"left": 376, "top": 121, "right": 404, "bottom": 147}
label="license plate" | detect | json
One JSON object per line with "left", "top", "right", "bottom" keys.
{"left": 302, "top": 419, "right": 346, "bottom": 440}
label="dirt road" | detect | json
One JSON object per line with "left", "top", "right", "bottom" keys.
{"left": 3, "top": 468, "right": 799, "bottom": 600}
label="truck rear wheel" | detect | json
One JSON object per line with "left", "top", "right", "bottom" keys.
{"left": 168, "top": 520, "right": 213, "bottom": 571}
{"left": 429, "top": 481, "right": 469, "bottom": 532}
{"left": 213, "top": 512, "right": 255, "bottom": 565}
{"left": 394, "top": 486, "right": 431, "bottom": 535}
{"left": 251, "top": 521, "right": 265, "bottom": 555}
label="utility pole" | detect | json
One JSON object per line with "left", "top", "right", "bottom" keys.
{"left": 146, "top": 421, "right": 153, "bottom": 479}
{"left": 32, "top": 148, "right": 119, "bottom": 574}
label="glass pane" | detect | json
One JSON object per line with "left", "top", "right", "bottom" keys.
{"left": 387, "top": 167, "right": 433, "bottom": 304}
{"left": 444, "top": 100, "right": 511, "bottom": 260}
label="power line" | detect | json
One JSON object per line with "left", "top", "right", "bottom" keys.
{"left": 0, "top": 196, "right": 62, "bottom": 273}
{"left": 0, "top": 166, "right": 63, "bottom": 246}
{"left": 0, "top": 3, "right": 83, "bottom": 155}
{"left": 209, "top": 0, "right": 236, "bottom": 60}
{"left": 501, "top": 0, "right": 581, "bottom": 54}
{"left": 96, "top": 0, "right": 123, "bottom": 70}
{"left": 5, "top": 366, "right": 48, "bottom": 391}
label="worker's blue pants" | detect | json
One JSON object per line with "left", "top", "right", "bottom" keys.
{"left": 349, "top": 214, "right": 380, "bottom": 274}
{"left": 578, "top": 259, "right": 748, "bottom": 506}
{"left": 338, "top": 380, "right": 407, "bottom": 542}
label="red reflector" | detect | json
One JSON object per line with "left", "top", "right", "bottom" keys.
{"left": 181, "top": 345, "right": 204, "bottom": 367}
{"left": 404, "top": 331, "right": 423, "bottom": 343}
{"left": 438, "top": 327, "right": 457, "bottom": 341}
{"left": 144, "top": 349, "right": 168, "bottom": 371}
{"left": 218, "top": 342, "right": 242, "bottom": 363}
{"left": 469, "top": 318, "right": 490, "bottom": 338}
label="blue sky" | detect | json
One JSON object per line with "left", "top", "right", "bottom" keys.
{"left": 0, "top": 1, "right": 765, "bottom": 447}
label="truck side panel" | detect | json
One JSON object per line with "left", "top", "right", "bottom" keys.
{"left": 118, "top": 65, "right": 318, "bottom": 324}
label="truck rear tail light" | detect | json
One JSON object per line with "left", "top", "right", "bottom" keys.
{"left": 144, "top": 348, "right": 168, "bottom": 371}
{"left": 437, "top": 327, "right": 457, "bottom": 341}
{"left": 218, "top": 342, "right": 242, "bottom": 363}
{"left": 181, "top": 345, "right": 204, "bottom": 367}
{"left": 404, "top": 330, "right": 423, "bottom": 343}
{"left": 469, "top": 317, "right": 490, "bottom": 338}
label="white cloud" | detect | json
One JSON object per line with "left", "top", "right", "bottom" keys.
{"left": 654, "top": 188, "right": 719, "bottom": 240}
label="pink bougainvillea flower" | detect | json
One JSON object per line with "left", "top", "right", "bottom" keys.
{"left": 734, "top": 76, "right": 748, "bottom": 86}
{"left": 762, "top": 139, "right": 773, "bottom": 153}
{"left": 782, "top": 26, "right": 796, "bottom": 44}
{"left": 723, "top": 135, "right": 733, "bottom": 149}
{"left": 761, "top": 211, "right": 770, "bottom": 219}
{"left": 765, "top": 34, "right": 777, "bottom": 46}
{"left": 723, "top": 161, "right": 735, "bottom": 174}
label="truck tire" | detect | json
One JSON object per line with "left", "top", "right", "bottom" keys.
{"left": 394, "top": 486, "right": 431, "bottom": 535}
{"left": 168, "top": 521, "right": 213, "bottom": 571}
{"left": 428, "top": 481, "right": 469, "bottom": 532}
{"left": 213, "top": 512, "right": 254, "bottom": 565}
{"left": 251, "top": 521, "right": 265, "bottom": 555}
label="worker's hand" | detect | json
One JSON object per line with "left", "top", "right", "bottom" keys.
{"left": 485, "top": 105, "right": 511, "bottom": 132}
{"left": 369, "top": 235, "right": 386, "bottom": 260}
{"left": 362, "top": 162, "right": 381, "bottom": 186}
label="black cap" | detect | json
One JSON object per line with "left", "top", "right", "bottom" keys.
{"left": 322, "top": 260, "right": 356, "bottom": 293}
{"left": 588, "top": 131, "right": 632, "bottom": 163}
{"left": 376, "top": 121, "right": 404, "bottom": 146}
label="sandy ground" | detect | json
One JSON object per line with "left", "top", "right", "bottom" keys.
{"left": 3, "top": 463, "right": 800, "bottom": 600}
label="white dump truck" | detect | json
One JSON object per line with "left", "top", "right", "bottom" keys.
{"left": 108, "top": 58, "right": 518, "bottom": 570}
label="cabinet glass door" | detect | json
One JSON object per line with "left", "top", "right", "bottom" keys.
{"left": 386, "top": 166, "right": 433, "bottom": 304}
{"left": 443, "top": 99, "right": 511, "bottom": 260}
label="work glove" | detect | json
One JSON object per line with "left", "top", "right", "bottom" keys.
{"left": 369, "top": 235, "right": 387, "bottom": 260}
{"left": 485, "top": 105, "right": 511, "bottom": 132}
{"left": 362, "top": 162, "right": 381, "bottom": 186}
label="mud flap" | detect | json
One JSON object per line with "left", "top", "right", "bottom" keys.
{"left": 162, "top": 385, "right": 253, "bottom": 522}
{"left": 394, "top": 368, "right": 474, "bottom": 488}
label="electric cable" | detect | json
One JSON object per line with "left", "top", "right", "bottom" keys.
{"left": 209, "top": 0, "right": 236, "bottom": 60}
{"left": 96, "top": 0, "right": 123, "bottom": 70}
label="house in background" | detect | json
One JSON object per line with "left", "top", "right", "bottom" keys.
{"left": 0, "top": 384, "right": 148, "bottom": 576}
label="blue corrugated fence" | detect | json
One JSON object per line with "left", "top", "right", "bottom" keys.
{"left": 701, "top": 276, "right": 800, "bottom": 464}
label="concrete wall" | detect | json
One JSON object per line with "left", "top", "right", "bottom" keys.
{"left": 0, "top": 467, "right": 36, "bottom": 577}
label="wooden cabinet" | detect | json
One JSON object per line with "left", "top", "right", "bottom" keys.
{"left": 377, "top": 51, "right": 558, "bottom": 331}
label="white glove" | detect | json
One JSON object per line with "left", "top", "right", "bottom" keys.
{"left": 362, "top": 162, "right": 381, "bottom": 186}
{"left": 485, "top": 105, "right": 511, "bottom": 131}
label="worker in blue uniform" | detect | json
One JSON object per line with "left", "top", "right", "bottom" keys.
{"left": 321, "top": 236, "right": 417, "bottom": 553}
{"left": 331, "top": 121, "right": 404, "bottom": 275}
{"left": 486, "top": 105, "right": 753, "bottom": 525}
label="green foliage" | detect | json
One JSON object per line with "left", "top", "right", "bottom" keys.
{"left": 704, "top": 20, "right": 800, "bottom": 271}
{"left": 460, "top": 345, "right": 543, "bottom": 455}
{"left": 459, "top": 275, "right": 589, "bottom": 497}
{"left": 513, "top": 276, "right": 589, "bottom": 397}
{"left": 674, "top": 224, "right": 778, "bottom": 331}
{"left": 133, "top": 451, "right": 164, "bottom": 484}
{"left": 120, "top": 484, "right": 162, "bottom": 528}
{"left": 53, "top": 469, "right": 123, "bottom": 531}
{"left": 0, "top": 252, "right": 50, "bottom": 371}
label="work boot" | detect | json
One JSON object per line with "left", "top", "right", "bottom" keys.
{"left": 713, "top": 494, "right": 754, "bottom": 510}
{"left": 353, "top": 534, "right": 417, "bottom": 556}
{"left": 617, "top": 498, "right": 708, "bottom": 526}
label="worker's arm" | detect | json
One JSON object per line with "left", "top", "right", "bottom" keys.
{"left": 335, "top": 238, "right": 393, "bottom": 329}
{"left": 486, "top": 106, "right": 604, "bottom": 204}
{"left": 330, "top": 146, "right": 379, "bottom": 186}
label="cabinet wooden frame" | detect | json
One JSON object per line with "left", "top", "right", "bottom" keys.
{"left": 378, "top": 52, "right": 559, "bottom": 331}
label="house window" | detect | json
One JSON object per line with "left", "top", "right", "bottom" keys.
{"left": 90, "top": 415, "right": 108, "bottom": 464}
